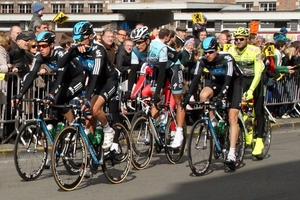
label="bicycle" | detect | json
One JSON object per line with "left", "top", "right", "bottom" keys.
{"left": 13, "top": 98, "right": 65, "bottom": 181}
{"left": 130, "top": 96, "right": 186, "bottom": 170}
{"left": 187, "top": 101, "right": 245, "bottom": 176}
{"left": 240, "top": 98, "right": 272, "bottom": 160}
{"left": 51, "top": 103, "right": 132, "bottom": 191}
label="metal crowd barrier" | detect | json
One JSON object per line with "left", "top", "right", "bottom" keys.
{"left": 0, "top": 72, "right": 56, "bottom": 141}
{"left": 264, "top": 71, "right": 300, "bottom": 122}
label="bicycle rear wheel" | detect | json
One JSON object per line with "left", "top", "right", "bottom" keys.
{"left": 51, "top": 127, "right": 87, "bottom": 191}
{"left": 14, "top": 121, "right": 48, "bottom": 181}
{"left": 102, "top": 123, "right": 131, "bottom": 184}
{"left": 165, "top": 117, "right": 186, "bottom": 164}
{"left": 130, "top": 116, "right": 154, "bottom": 170}
{"left": 255, "top": 114, "right": 272, "bottom": 160}
{"left": 188, "top": 119, "right": 212, "bottom": 176}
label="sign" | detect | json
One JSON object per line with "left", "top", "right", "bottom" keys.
{"left": 191, "top": 12, "right": 204, "bottom": 24}
{"left": 52, "top": 11, "right": 69, "bottom": 24}
{"left": 264, "top": 44, "right": 275, "bottom": 56}
{"left": 223, "top": 44, "right": 233, "bottom": 52}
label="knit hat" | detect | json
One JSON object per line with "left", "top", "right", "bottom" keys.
{"left": 279, "top": 27, "right": 288, "bottom": 35}
{"left": 32, "top": 2, "right": 44, "bottom": 13}
{"left": 184, "top": 39, "right": 195, "bottom": 46}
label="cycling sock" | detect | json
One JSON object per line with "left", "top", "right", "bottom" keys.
{"left": 176, "top": 126, "right": 183, "bottom": 133}
{"left": 103, "top": 124, "right": 112, "bottom": 132}
{"left": 228, "top": 147, "right": 235, "bottom": 156}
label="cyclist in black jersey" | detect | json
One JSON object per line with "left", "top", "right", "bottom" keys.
{"left": 183, "top": 37, "right": 242, "bottom": 167}
{"left": 13, "top": 31, "right": 85, "bottom": 125}
{"left": 59, "top": 21, "right": 118, "bottom": 150}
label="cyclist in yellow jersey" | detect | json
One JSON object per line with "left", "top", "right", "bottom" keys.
{"left": 228, "top": 27, "right": 265, "bottom": 156}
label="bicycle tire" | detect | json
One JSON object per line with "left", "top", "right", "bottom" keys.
{"left": 120, "top": 113, "right": 131, "bottom": 131}
{"left": 165, "top": 117, "right": 186, "bottom": 164}
{"left": 130, "top": 110, "right": 144, "bottom": 126}
{"left": 255, "top": 114, "right": 272, "bottom": 160}
{"left": 102, "top": 123, "right": 131, "bottom": 184}
{"left": 187, "top": 119, "right": 212, "bottom": 176}
{"left": 14, "top": 121, "right": 48, "bottom": 181}
{"left": 130, "top": 116, "right": 154, "bottom": 170}
{"left": 51, "top": 126, "right": 87, "bottom": 191}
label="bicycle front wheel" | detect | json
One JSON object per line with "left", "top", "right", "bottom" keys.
{"left": 187, "top": 119, "right": 212, "bottom": 176}
{"left": 102, "top": 123, "right": 131, "bottom": 184}
{"left": 51, "top": 127, "right": 87, "bottom": 191}
{"left": 14, "top": 121, "right": 48, "bottom": 181}
{"left": 165, "top": 117, "right": 186, "bottom": 164}
{"left": 130, "top": 116, "right": 154, "bottom": 170}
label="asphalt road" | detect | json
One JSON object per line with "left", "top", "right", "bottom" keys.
{"left": 1, "top": 130, "right": 300, "bottom": 200}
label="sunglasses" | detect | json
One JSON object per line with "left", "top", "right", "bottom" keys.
{"left": 135, "top": 40, "right": 145, "bottom": 45}
{"left": 31, "top": 45, "right": 38, "bottom": 48}
{"left": 75, "top": 35, "right": 89, "bottom": 42}
{"left": 37, "top": 44, "right": 49, "bottom": 49}
{"left": 203, "top": 51, "right": 216, "bottom": 55}
{"left": 235, "top": 38, "right": 246, "bottom": 42}
{"left": 118, "top": 33, "right": 127, "bottom": 37}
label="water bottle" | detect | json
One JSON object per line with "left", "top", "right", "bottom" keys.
{"left": 95, "top": 126, "right": 103, "bottom": 145}
{"left": 47, "top": 124, "right": 55, "bottom": 139}
{"left": 217, "top": 119, "right": 225, "bottom": 135}
{"left": 56, "top": 122, "right": 65, "bottom": 135}
{"left": 160, "top": 110, "right": 168, "bottom": 125}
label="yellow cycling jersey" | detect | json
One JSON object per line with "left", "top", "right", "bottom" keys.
{"left": 228, "top": 44, "right": 263, "bottom": 77}
{"left": 228, "top": 44, "right": 264, "bottom": 92}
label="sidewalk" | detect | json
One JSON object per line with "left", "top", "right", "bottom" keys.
{"left": 1, "top": 118, "right": 300, "bottom": 156}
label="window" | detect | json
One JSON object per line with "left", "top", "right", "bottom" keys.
{"left": 89, "top": 4, "right": 103, "bottom": 13}
{"left": 18, "top": 4, "right": 31, "bottom": 13}
{"left": 1, "top": 4, "right": 14, "bottom": 13}
{"left": 70, "top": 4, "right": 84, "bottom": 13}
{"left": 240, "top": 3, "right": 254, "bottom": 11}
{"left": 123, "top": 0, "right": 136, "bottom": 2}
{"left": 52, "top": 4, "right": 65, "bottom": 13}
{"left": 259, "top": 2, "right": 276, "bottom": 11}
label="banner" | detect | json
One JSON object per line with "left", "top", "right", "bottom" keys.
{"left": 191, "top": 12, "right": 204, "bottom": 24}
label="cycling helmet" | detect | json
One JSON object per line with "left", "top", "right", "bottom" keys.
{"left": 130, "top": 26, "right": 150, "bottom": 42}
{"left": 202, "top": 37, "right": 218, "bottom": 51}
{"left": 233, "top": 27, "right": 250, "bottom": 37}
{"left": 73, "top": 21, "right": 94, "bottom": 41}
{"left": 36, "top": 31, "right": 55, "bottom": 44}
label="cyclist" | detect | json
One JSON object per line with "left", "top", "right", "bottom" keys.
{"left": 228, "top": 27, "right": 265, "bottom": 156}
{"left": 58, "top": 21, "right": 117, "bottom": 150}
{"left": 126, "top": 26, "right": 185, "bottom": 148}
{"left": 183, "top": 36, "right": 242, "bottom": 168}
{"left": 13, "top": 31, "right": 85, "bottom": 125}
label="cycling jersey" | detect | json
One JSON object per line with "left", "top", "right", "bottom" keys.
{"left": 129, "top": 40, "right": 182, "bottom": 95}
{"left": 189, "top": 52, "right": 240, "bottom": 98}
{"left": 228, "top": 44, "right": 264, "bottom": 92}
{"left": 59, "top": 42, "right": 118, "bottom": 101}
{"left": 20, "top": 46, "right": 74, "bottom": 95}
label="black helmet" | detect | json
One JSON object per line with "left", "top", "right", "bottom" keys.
{"left": 202, "top": 37, "right": 218, "bottom": 51}
{"left": 36, "top": 31, "right": 55, "bottom": 44}
{"left": 73, "top": 21, "right": 94, "bottom": 41}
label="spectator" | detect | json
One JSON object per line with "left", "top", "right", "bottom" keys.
{"left": 248, "top": 33, "right": 259, "bottom": 46}
{"left": 218, "top": 33, "right": 229, "bottom": 51}
{"left": 220, "top": 30, "right": 232, "bottom": 44}
{"left": 192, "top": 14, "right": 207, "bottom": 38}
{"left": 280, "top": 27, "right": 288, "bottom": 36}
{"left": 9, "top": 34, "right": 32, "bottom": 78}
{"left": 175, "top": 26, "right": 187, "bottom": 50}
{"left": 257, "top": 36, "right": 266, "bottom": 48}
{"left": 150, "top": 27, "right": 159, "bottom": 40}
{"left": 29, "top": 20, "right": 49, "bottom": 39}
{"left": 114, "top": 28, "right": 127, "bottom": 46}
{"left": 28, "top": 2, "right": 44, "bottom": 32}
{"left": 101, "top": 28, "right": 118, "bottom": 63}
{"left": 115, "top": 39, "right": 133, "bottom": 77}
{"left": 168, "top": 30, "right": 181, "bottom": 52}
{"left": 95, "top": 32, "right": 102, "bottom": 43}
{"left": 195, "top": 28, "right": 208, "bottom": 53}
{"left": 59, "top": 33, "right": 74, "bottom": 50}
{"left": 0, "top": 32, "right": 13, "bottom": 102}
{"left": 9, "top": 25, "right": 22, "bottom": 49}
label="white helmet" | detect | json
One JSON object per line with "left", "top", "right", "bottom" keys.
{"left": 130, "top": 26, "right": 150, "bottom": 42}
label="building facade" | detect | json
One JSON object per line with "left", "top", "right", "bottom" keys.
{"left": 0, "top": 0, "right": 300, "bottom": 33}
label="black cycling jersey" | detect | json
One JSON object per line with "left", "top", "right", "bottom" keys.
{"left": 188, "top": 52, "right": 241, "bottom": 97}
{"left": 20, "top": 46, "right": 72, "bottom": 95}
{"left": 58, "top": 43, "right": 118, "bottom": 101}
